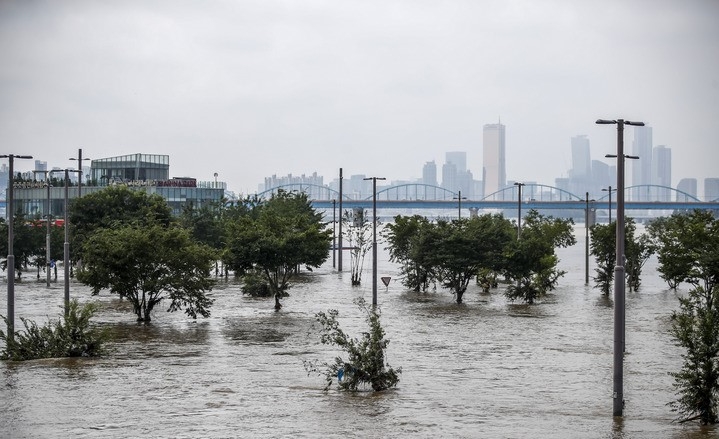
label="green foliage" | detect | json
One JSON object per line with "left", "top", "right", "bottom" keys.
{"left": 589, "top": 218, "right": 652, "bottom": 294}
{"left": 0, "top": 214, "right": 49, "bottom": 278}
{"left": 651, "top": 210, "right": 719, "bottom": 424}
{"left": 224, "top": 190, "right": 332, "bottom": 310}
{"left": 648, "top": 211, "right": 719, "bottom": 291}
{"left": 304, "top": 298, "right": 401, "bottom": 392}
{"left": 240, "top": 269, "right": 273, "bottom": 297}
{"left": 77, "top": 224, "right": 216, "bottom": 322}
{"left": 669, "top": 286, "right": 719, "bottom": 424}
{"left": 504, "top": 211, "right": 576, "bottom": 304}
{"left": 383, "top": 213, "right": 515, "bottom": 303}
{"left": 383, "top": 215, "right": 435, "bottom": 292}
{"left": 0, "top": 300, "right": 107, "bottom": 361}
{"left": 69, "top": 185, "right": 173, "bottom": 260}
{"left": 342, "top": 208, "right": 374, "bottom": 286}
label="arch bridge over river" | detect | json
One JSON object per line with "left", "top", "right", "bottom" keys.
{"left": 257, "top": 183, "right": 719, "bottom": 219}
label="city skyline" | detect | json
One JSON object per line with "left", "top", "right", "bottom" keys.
{"left": 2, "top": 1, "right": 718, "bottom": 197}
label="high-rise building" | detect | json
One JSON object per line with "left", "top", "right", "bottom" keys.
{"left": 652, "top": 145, "right": 671, "bottom": 201}
{"left": 676, "top": 178, "right": 697, "bottom": 201}
{"left": 631, "top": 125, "right": 653, "bottom": 201}
{"left": 571, "top": 135, "right": 591, "bottom": 178}
{"left": 445, "top": 151, "right": 467, "bottom": 173}
{"left": 422, "top": 161, "right": 437, "bottom": 186}
{"left": 483, "top": 122, "right": 506, "bottom": 198}
{"left": 705, "top": 178, "right": 719, "bottom": 202}
{"left": 569, "top": 135, "right": 591, "bottom": 195}
{"left": 441, "top": 162, "right": 458, "bottom": 191}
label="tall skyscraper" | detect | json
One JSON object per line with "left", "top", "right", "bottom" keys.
{"left": 483, "top": 122, "right": 506, "bottom": 198}
{"left": 705, "top": 178, "right": 719, "bottom": 202}
{"left": 676, "top": 178, "right": 697, "bottom": 201}
{"left": 422, "top": 161, "right": 437, "bottom": 186}
{"left": 570, "top": 135, "right": 591, "bottom": 195}
{"left": 652, "top": 145, "right": 671, "bottom": 201}
{"left": 445, "top": 151, "right": 467, "bottom": 173}
{"left": 632, "top": 125, "right": 653, "bottom": 201}
{"left": 441, "top": 162, "right": 458, "bottom": 191}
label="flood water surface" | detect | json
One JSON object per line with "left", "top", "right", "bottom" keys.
{"left": 1, "top": 227, "right": 717, "bottom": 438}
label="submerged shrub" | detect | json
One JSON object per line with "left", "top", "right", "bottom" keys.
{"left": 304, "top": 298, "right": 401, "bottom": 392}
{"left": 0, "top": 300, "right": 107, "bottom": 361}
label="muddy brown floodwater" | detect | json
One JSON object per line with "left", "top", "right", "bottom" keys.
{"left": 1, "top": 226, "right": 717, "bottom": 438}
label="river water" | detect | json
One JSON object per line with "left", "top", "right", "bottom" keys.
{"left": 1, "top": 225, "right": 717, "bottom": 438}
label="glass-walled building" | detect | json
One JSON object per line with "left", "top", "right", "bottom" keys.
{"left": 12, "top": 153, "right": 225, "bottom": 218}
{"left": 90, "top": 154, "right": 170, "bottom": 184}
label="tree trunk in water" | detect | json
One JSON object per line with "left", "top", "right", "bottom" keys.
{"left": 456, "top": 291, "right": 464, "bottom": 304}
{"left": 274, "top": 294, "right": 282, "bottom": 311}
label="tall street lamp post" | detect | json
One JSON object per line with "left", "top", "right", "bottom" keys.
{"left": 453, "top": 190, "right": 467, "bottom": 219}
{"left": 1, "top": 154, "right": 33, "bottom": 340}
{"left": 69, "top": 148, "right": 90, "bottom": 197}
{"left": 363, "top": 176, "right": 386, "bottom": 306}
{"left": 338, "top": 168, "right": 343, "bottom": 272}
{"left": 33, "top": 170, "right": 52, "bottom": 288}
{"left": 597, "top": 118, "right": 643, "bottom": 417}
{"left": 332, "top": 199, "right": 336, "bottom": 269}
{"left": 514, "top": 182, "right": 525, "bottom": 238}
{"left": 602, "top": 186, "right": 615, "bottom": 224}
{"left": 585, "top": 193, "right": 595, "bottom": 285}
{"left": 49, "top": 168, "right": 82, "bottom": 316}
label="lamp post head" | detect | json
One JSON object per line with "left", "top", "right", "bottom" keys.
{"left": 596, "top": 119, "right": 617, "bottom": 125}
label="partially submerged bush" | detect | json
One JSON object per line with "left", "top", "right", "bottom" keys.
{"left": 241, "top": 270, "right": 273, "bottom": 297}
{"left": 0, "top": 300, "right": 107, "bottom": 361}
{"left": 304, "top": 298, "right": 401, "bottom": 391}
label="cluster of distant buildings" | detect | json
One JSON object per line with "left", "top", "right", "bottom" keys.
{"left": 1, "top": 153, "right": 225, "bottom": 219}
{"left": 262, "top": 123, "right": 719, "bottom": 202}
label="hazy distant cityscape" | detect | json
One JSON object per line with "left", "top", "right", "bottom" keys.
{"left": 3, "top": 123, "right": 719, "bottom": 204}
{"left": 263, "top": 123, "right": 719, "bottom": 202}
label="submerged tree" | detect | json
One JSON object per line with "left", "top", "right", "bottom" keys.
{"left": 304, "top": 298, "right": 401, "bottom": 391}
{"left": 428, "top": 214, "right": 514, "bottom": 304}
{"left": 589, "top": 218, "right": 652, "bottom": 294}
{"left": 383, "top": 215, "right": 435, "bottom": 292}
{"left": 224, "top": 190, "right": 332, "bottom": 310}
{"left": 504, "top": 210, "right": 576, "bottom": 304}
{"left": 342, "top": 208, "right": 374, "bottom": 286}
{"left": 69, "top": 185, "right": 173, "bottom": 261}
{"left": 78, "top": 224, "right": 216, "bottom": 322}
{"left": 654, "top": 210, "right": 719, "bottom": 424}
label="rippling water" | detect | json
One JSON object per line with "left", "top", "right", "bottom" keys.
{"left": 1, "top": 226, "right": 717, "bottom": 438}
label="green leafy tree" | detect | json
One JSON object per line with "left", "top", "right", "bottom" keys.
{"left": 1, "top": 300, "right": 107, "bottom": 360}
{"left": 304, "top": 298, "right": 401, "bottom": 391}
{"left": 624, "top": 221, "right": 655, "bottom": 292}
{"left": 77, "top": 224, "right": 216, "bottom": 322}
{"left": 504, "top": 210, "right": 576, "bottom": 304}
{"left": 0, "top": 215, "right": 39, "bottom": 278}
{"left": 652, "top": 210, "right": 719, "bottom": 424}
{"left": 589, "top": 221, "right": 616, "bottom": 295}
{"left": 383, "top": 215, "right": 435, "bottom": 292}
{"left": 342, "top": 208, "right": 374, "bottom": 286}
{"left": 590, "top": 218, "right": 653, "bottom": 294}
{"left": 647, "top": 214, "right": 703, "bottom": 289}
{"left": 224, "top": 190, "right": 332, "bottom": 310}
{"left": 69, "top": 185, "right": 172, "bottom": 260}
{"left": 428, "top": 214, "right": 514, "bottom": 304}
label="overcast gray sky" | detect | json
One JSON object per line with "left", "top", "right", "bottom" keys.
{"left": 1, "top": 0, "right": 718, "bottom": 196}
